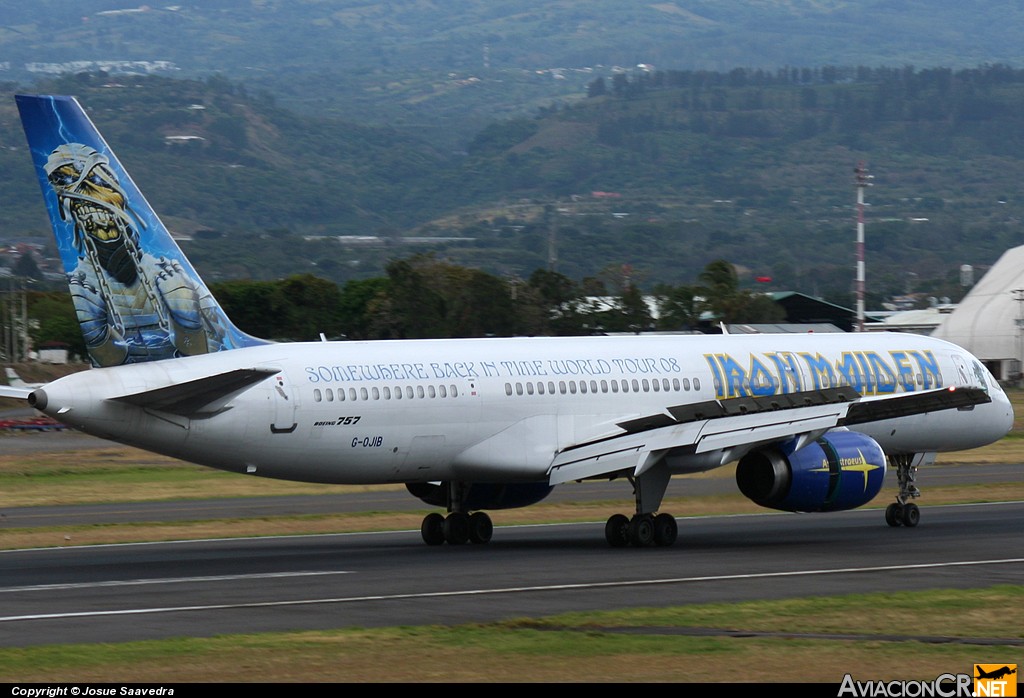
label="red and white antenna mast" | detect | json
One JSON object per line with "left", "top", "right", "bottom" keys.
{"left": 854, "top": 163, "right": 873, "bottom": 332}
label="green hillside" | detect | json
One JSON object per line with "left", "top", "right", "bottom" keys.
{"left": 4, "top": 66, "right": 1024, "bottom": 305}
{"left": 6, "top": 2, "right": 1024, "bottom": 148}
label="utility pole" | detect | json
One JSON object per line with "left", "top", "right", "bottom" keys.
{"left": 854, "top": 163, "right": 873, "bottom": 332}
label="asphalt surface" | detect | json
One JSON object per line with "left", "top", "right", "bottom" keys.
{"left": 0, "top": 429, "right": 1022, "bottom": 648}
{"left": 1, "top": 500, "right": 1022, "bottom": 647}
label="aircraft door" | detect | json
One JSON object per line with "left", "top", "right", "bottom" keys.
{"left": 250, "top": 364, "right": 298, "bottom": 435}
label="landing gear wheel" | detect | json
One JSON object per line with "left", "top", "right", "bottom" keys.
{"left": 443, "top": 512, "right": 470, "bottom": 545}
{"left": 629, "top": 514, "right": 655, "bottom": 547}
{"left": 468, "top": 511, "right": 493, "bottom": 544}
{"left": 885, "top": 503, "right": 904, "bottom": 528}
{"left": 653, "top": 513, "right": 678, "bottom": 547}
{"left": 605, "top": 513, "right": 630, "bottom": 547}
{"left": 901, "top": 502, "right": 920, "bottom": 528}
{"left": 421, "top": 512, "right": 445, "bottom": 545}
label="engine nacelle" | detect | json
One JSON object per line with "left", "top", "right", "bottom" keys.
{"left": 406, "top": 481, "right": 554, "bottom": 510}
{"left": 735, "top": 431, "right": 887, "bottom": 512}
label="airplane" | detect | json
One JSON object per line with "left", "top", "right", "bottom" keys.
{"left": 975, "top": 666, "right": 1017, "bottom": 681}
{"left": 1, "top": 94, "right": 1014, "bottom": 548}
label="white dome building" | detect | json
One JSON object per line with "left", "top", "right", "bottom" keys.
{"left": 932, "top": 245, "right": 1024, "bottom": 380}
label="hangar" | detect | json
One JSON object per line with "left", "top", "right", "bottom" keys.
{"left": 932, "top": 244, "right": 1024, "bottom": 381}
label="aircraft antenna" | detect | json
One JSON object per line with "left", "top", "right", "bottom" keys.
{"left": 854, "top": 163, "right": 873, "bottom": 332}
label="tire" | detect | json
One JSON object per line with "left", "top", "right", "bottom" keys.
{"left": 468, "top": 511, "right": 493, "bottom": 544}
{"left": 421, "top": 512, "right": 445, "bottom": 545}
{"left": 653, "top": 513, "right": 678, "bottom": 547}
{"left": 629, "top": 514, "right": 654, "bottom": 547}
{"left": 605, "top": 514, "right": 630, "bottom": 547}
{"left": 885, "top": 503, "right": 903, "bottom": 528}
{"left": 901, "top": 503, "right": 920, "bottom": 528}
{"left": 443, "top": 512, "right": 470, "bottom": 545}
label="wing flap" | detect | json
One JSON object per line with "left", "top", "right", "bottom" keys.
{"left": 109, "top": 367, "right": 279, "bottom": 416}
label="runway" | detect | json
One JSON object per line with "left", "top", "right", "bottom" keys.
{"left": 1, "top": 500, "right": 1022, "bottom": 648}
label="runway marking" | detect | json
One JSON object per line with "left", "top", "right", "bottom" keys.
{"left": 1, "top": 557, "right": 1021, "bottom": 624}
{"left": 0, "top": 570, "right": 351, "bottom": 594}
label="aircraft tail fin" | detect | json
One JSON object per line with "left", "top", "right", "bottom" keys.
{"left": 15, "top": 94, "right": 265, "bottom": 367}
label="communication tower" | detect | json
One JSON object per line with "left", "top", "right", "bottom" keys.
{"left": 854, "top": 163, "right": 873, "bottom": 332}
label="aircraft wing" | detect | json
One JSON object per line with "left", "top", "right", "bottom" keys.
{"left": 548, "top": 386, "right": 989, "bottom": 485}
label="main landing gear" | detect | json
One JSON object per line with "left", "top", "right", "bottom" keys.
{"left": 604, "top": 461, "right": 678, "bottom": 547}
{"left": 419, "top": 481, "right": 494, "bottom": 546}
{"left": 421, "top": 510, "right": 493, "bottom": 545}
{"left": 884, "top": 453, "right": 927, "bottom": 528}
{"left": 604, "top": 512, "right": 678, "bottom": 547}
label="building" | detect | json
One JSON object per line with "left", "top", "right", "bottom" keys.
{"left": 932, "top": 245, "right": 1024, "bottom": 380}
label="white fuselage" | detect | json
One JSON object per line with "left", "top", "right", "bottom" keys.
{"left": 35, "top": 332, "right": 1014, "bottom": 485}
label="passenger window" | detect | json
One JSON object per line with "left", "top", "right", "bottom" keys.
{"left": 314, "top": 389, "right": 322, "bottom": 402}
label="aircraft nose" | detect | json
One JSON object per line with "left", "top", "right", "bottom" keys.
{"left": 985, "top": 388, "right": 1015, "bottom": 442}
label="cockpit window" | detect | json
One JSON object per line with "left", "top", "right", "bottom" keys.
{"left": 970, "top": 362, "right": 987, "bottom": 388}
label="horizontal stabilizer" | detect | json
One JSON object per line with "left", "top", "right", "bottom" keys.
{"left": 110, "top": 367, "right": 279, "bottom": 416}
{"left": 0, "top": 385, "right": 33, "bottom": 400}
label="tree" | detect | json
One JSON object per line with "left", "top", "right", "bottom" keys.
{"left": 654, "top": 283, "right": 699, "bottom": 330}
{"left": 28, "top": 292, "right": 86, "bottom": 360}
{"left": 697, "top": 259, "right": 784, "bottom": 324}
